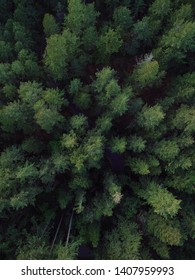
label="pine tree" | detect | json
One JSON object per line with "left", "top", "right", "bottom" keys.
{"left": 45, "top": 29, "right": 79, "bottom": 80}
{"left": 97, "top": 28, "right": 122, "bottom": 63}
{"left": 132, "top": 59, "right": 164, "bottom": 89}
{"left": 43, "top": 14, "right": 59, "bottom": 37}
{"left": 0, "top": 0, "right": 195, "bottom": 261}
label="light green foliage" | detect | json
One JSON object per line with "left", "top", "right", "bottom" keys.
{"left": 74, "top": 191, "right": 85, "bottom": 213}
{"left": 51, "top": 152, "right": 69, "bottom": 173}
{"left": 172, "top": 105, "right": 195, "bottom": 133}
{"left": 10, "top": 190, "right": 35, "bottom": 210}
{"left": 170, "top": 4, "right": 193, "bottom": 24}
{"left": 168, "top": 72, "right": 195, "bottom": 102}
{"left": 97, "top": 28, "right": 122, "bottom": 62}
{"left": 69, "top": 174, "right": 90, "bottom": 190}
{"left": 0, "top": 146, "right": 40, "bottom": 213}
{"left": 104, "top": 174, "right": 123, "bottom": 204}
{"left": 43, "top": 14, "right": 59, "bottom": 37}
{"left": 83, "top": 133, "right": 104, "bottom": 169}
{"left": 147, "top": 213, "right": 182, "bottom": 246}
{"left": 18, "top": 81, "right": 42, "bottom": 105}
{"left": 39, "top": 159, "right": 56, "bottom": 184}
{"left": 177, "top": 134, "right": 194, "bottom": 148}
{"left": 144, "top": 182, "right": 181, "bottom": 218}
{"left": 96, "top": 114, "right": 112, "bottom": 133}
{"left": 33, "top": 88, "right": 66, "bottom": 132}
{"left": 164, "top": 172, "right": 195, "bottom": 193}
{"left": 128, "top": 135, "right": 146, "bottom": 152}
{"left": 110, "top": 87, "right": 132, "bottom": 116}
{"left": 69, "top": 148, "right": 86, "bottom": 172}
{"left": 54, "top": 240, "right": 81, "bottom": 260}
{"left": 69, "top": 78, "right": 82, "bottom": 95}
{"left": 93, "top": 68, "right": 133, "bottom": 117}
{"left": 93, "top": 68, "right": 131, "bottom": 115}
{"left": 93, "top": 67, "right": 115, "bottom": 94}
{"left": 159, "top": 19, "right": 195, "bottom": 63}
{"left": 34, "top": 103, "right": 64, "bottom": 133}
{"left": 63, "top": 130, "right": 104, "bottom": 171}
{"left": 127, "top": 157, "right": 150, "bottom": 175}
{"left": 110, "top": 136, "right": 127, "bottom": 154}
{"left": 42, "top": 89, "right": 65, "bottom": 110}
{"left": 154, "top": 140, "right": 180, "bottom": 161}
{"left": 106, "top": 79, "right": 121, "bottom": 99}
{"left": 103, "top": 218, "right": 141, "bottom": 259}
{"left": 65, "top": 0, "right": 99, "bottom": 35}
{"left": 161, "top": 21, "right": 195, "bottom": 51}
{"left": 61, "top": 131, "right": 78, "bottom": 149}
{"left": 70, "top": 114, "right": 87, "bottom": 131}
{"left": 16, "top": 162, "right": 38, "bottom": 184}
{"left": 149, "top": 0, "right": 171, "bottom": 19}
{"left": 16, "top": 236, "right": 49, "bottom": 260}
{"left": 165, "top": 154, "right": 193, "bottom": 174}
{"left": 137, "top": 104, "right": 165, "bottom": 130}
{"left": 45, "top": 30, "right": 79, "bottom": 80}
{"left": 132, "top": 60, "right": 162, "bottom": 88}
{"left": 0, "top": 146, "right": 23, "bottom": 169}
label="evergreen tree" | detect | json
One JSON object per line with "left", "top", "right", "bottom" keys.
{"left": 0, "top": 0, "right": 195, "bottom": 261}
{"left": 43, "top": 14, "right": 59, "bottom": 38}
{"left": 45, "top": 29, "right": 79, "bottom": 80}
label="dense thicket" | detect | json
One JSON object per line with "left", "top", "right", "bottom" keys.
{"left": 0, "top": 0, "right": 195, "bottom": 260}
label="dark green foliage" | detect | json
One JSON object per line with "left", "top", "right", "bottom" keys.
{"left": 97, "top": 28, "right": 122, "bottom": 63}
{"left": 113, "top": 6, "right": 133, "bottom": 32}
{"left": 43, "top": 14, "right": 59, "bottom": 37}
{"left": 137, "top": 104, "right": 165, "bottom": 130}
{"left": 102, "top": 218, "right": 142, "bottom": 259}
{"left": 149, "top": 0, "right": 171, "bottom": 19}
{"left": 0, "top": 41, "right": 14, "bottom": 62}
{"left": 0, "top": 0, "right": 195, "bottom": 260}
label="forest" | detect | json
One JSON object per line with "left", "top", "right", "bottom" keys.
{"left": 0, "top": 0, "right": 195, "bottom": 260}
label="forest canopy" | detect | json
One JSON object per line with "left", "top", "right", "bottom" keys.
{"left": 0, "top": 0, "right": 195, "bottom": 260}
